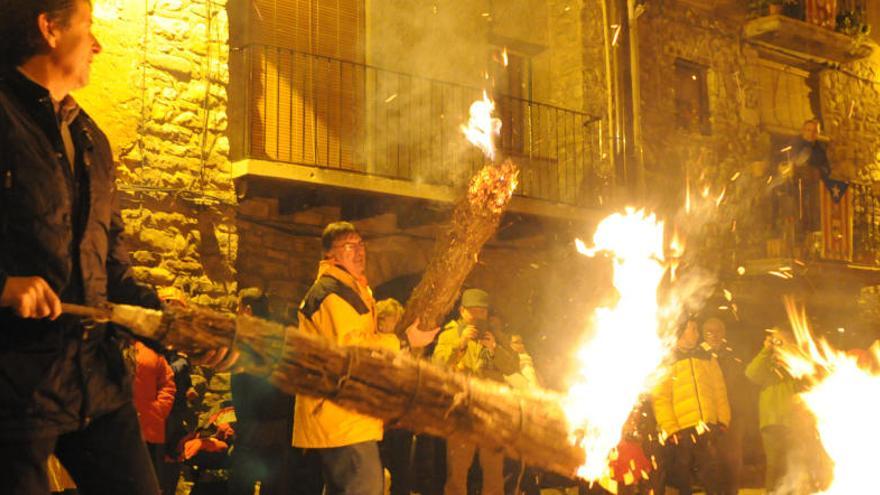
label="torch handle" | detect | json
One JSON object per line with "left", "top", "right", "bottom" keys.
{"left": 61, "top": 303, "right": 112, "bottom": 321}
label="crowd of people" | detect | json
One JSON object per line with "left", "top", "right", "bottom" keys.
{"left": 26, "top": 209, "right": 848, "bottom": 495}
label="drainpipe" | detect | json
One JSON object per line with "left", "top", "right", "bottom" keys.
{"left": 598, "top": 0, "right": 617, "bottom": 194}
{"left": 626, "top": 0, "right": 646, "bottom": 198}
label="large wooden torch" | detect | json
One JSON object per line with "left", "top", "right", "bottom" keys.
{"left": 63, "top": 302, "right": 585, "bottom": 477}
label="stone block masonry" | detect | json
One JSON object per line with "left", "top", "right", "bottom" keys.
{"left": 76, "top": 0, "right": 237, "bottom": 310}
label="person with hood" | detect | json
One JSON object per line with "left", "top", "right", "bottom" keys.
{"left": 652, "top": 318, "right": 730, "bottom": 495}
{"left": 132, "top": 339, "right": 177, "bottom": 491}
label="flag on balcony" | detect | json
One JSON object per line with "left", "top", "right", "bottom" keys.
{"left": 824, "top": 178, "right": 849, "bottom": 203}
{"left": 821, "top": 178, "right": 852, "bottom": 261}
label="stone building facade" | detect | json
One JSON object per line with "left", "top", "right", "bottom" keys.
{"left": 75, "top": 0, "right": 880, "bottom": 383}
{"left": 78, "top": 0, "right": 237, "bottom": 309}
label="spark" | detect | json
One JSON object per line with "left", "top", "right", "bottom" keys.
{"left": 715, "top": 188, "right": 726, "bottom": 207}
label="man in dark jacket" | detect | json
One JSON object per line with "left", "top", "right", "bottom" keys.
{"left": 701, "top": 317, "right": 749, "bottom": 495}
{"left": 0, "top": 1, "right": 164, "bottom": 492}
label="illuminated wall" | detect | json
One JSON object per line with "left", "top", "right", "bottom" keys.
{"left": 75, "top": 0, "right": 238, "bottom": 309}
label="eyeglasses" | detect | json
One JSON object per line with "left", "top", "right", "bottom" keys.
{"left": 333, "top": 241, "right": 366, "bottom": 252}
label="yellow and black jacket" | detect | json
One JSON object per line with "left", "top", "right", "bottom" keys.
{"left": 292, "top": 261, "right": 399, "bottom": 448}
{"left": 652, "top": 346, "right": 731, "bottom": 436}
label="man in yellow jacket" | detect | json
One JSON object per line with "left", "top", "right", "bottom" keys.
{"left": 652, "top": 318, "right": 730, "bottom": 495}
{"left": 293, "top": 222, "right": 400, "bottom": 495}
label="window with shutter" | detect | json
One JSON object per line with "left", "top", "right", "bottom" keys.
{"left": 245, "top": 0, "right": 366, "bottom": 170}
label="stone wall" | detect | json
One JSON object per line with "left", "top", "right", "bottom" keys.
{"left": 629, "top": 0, "right": 880, "bottom": 333}
{"left": 77, "top": 0, "right": 237, "bottom": 309}
{"left": 637, "top": 1, "right": 768, "bottom": 210}
{"left": 820, "top": 55, "right": 880, "bottom": 183}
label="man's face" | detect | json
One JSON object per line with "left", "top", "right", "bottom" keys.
{"left": 702, "top": 318, "right": 726, "bottom": 350}
{"left": 460, "top": 306, "right": 488, "bottom": 326}
{"left": 510, "top": 335, "right": 525, "bottom": 354}
{"left": 328, "top": 233, "right": 366, "bottom": 278}
{"left": 802, "top": 122, "right": 819, "bottom": 142}
{"left": 45, "top": 0, "right": 102, "bottom": 93}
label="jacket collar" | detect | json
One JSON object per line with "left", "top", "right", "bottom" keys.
{"left": 2, "top": 68, "right": 54, "bottom": 112}
{"left": 317, "top": 260, "right": 373, "bottom": 301}
{"left": 1, "top": 68, "right": 82, "bottom": 133}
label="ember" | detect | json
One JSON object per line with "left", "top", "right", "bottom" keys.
{"left": 467, "top": 159, "right": 519, "bottom": 214}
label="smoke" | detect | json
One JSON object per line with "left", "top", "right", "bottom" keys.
{"left": 363, "top": 0, "right": 499, "bottom": 187}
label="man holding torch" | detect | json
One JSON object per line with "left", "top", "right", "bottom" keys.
{"left": 0, "top": 0, "right": 172, "bottom": 492}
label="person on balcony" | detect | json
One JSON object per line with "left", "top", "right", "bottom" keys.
{"left": 789, "top": 118, "right": 831, "bottom": 239}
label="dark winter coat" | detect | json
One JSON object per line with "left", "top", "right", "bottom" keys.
{"left": 0, "top": 69, "right": 159, "bottom": 438}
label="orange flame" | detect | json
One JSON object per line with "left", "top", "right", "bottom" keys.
{"left": 776, "top": 296, "right": 880, "bottom": 494}
{"left": 565, "top": 209, "right": 674, "bottom": 483}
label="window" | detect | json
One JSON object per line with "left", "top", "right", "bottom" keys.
{"left": 756, "top": 59, "right": 816, "bottom": 134}
{"left": 674, "top": 59, "right": 711, "bottom": 135}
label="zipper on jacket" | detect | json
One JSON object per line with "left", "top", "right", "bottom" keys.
{"left": 689, "top": 357, "right": 706, "bottom": 423}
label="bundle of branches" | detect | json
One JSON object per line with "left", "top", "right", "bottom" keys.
{"left": 63, "top": 301, "right": 584, "bottom": 477}
{"left": 395, "top": 159, "right": 519, "bottom": 334}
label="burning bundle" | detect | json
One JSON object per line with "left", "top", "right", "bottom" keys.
{"left": 63, "top": 301, "right": 585, "bottom": 477}
{"left": 395, "top": 92, "right": 519, "bottom": 335}
{"left": 396, "top": 159, "right": 518, "bottom": 334}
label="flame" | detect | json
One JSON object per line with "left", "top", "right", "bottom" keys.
{"left": 564, "top": 209, "right": 674, "bottom": 482}
{"left": 461, "top": 91, "right": 502, "bottom": 160}
{"left": 502, "top": 47, "right": 509, "bottom": 67}
{"left": 776, "top": 296, "right": 880, "bottom": 494}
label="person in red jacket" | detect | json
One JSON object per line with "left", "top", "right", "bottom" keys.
{"left": 133, "top": 340, "right": 177, "bottom": 493}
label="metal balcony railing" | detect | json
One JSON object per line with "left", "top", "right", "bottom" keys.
{"left": 235, "top": 44, "right": 607, "bottom": 208}
{"left": 741, "top": 178, "right": 880, "bottom": 267}
{"left": 769, "top": 0, "right": 866, "bottom": 32}
{"left": 851, "top": 182, "right": 880, "bottom": 265}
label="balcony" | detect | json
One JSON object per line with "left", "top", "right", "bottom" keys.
{"left": 744, "top": 2, "right": 873, "bottom": 68}
{"left": 738, "top": 179, "right": 880, "bottom": 285}
{"left": 230, "top": 44, "right": 608, "bottom": 219}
